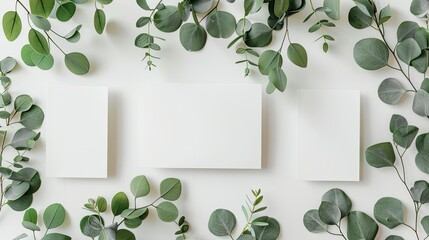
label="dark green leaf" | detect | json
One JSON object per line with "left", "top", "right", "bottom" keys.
{"left": 64, "top": 52, "right": 90, "bottom": 75}
{"left": 318, "top": 201, "right": 341, "bottom": 225}
{"left": 111, "top": 192, "right": 129, "bottom": 216}
{"left": 206, "top": 10, "right": 236, "bottom": 38}
{"left": 28, "top": 29, "right": 49, "bottom": 56}
{"left": 160, "top": 178, "right": 182, "bottom": 201}
{"left": 208, "top": 209, "right": 236, "bottom": 236}
{"left": 348, "top": 6, "right": 373, "bottom": 29}
{"left": 116, "top": 229, "right": 136, "bottom": 240}
{"left": 365, "top": 142, "right": 396, "bottom": 168}
{"left": 324, "top": 0, "right": 340, "bottom": 20}
{"left": 347, "top": 211, "right": 378, "bottom": 240}
{"left": 8, "top": 193, "right": 33, "bottom": 211}
{"left": 136, "top": 0, "right": 151, "bottom": 10}
{"left": 397, "top": 21, "right": 420, "bottom": 42}
{"left": 24, "top": 208, "right": 38, "bottom": 224}
{"left": 40, "top": 233, "right": 71, "bottom": 240}
{"left": 20, "top": 105, "right": 44, "bottom": 130}
{"left": 397, "top": 38, "right": 421, "bottom": 64}
{"left": 154, "top": 6, "right": 182, "bottom": 33}
{"left": 179, "top": 23, "right": 207, "bottom": 51}
{"left": 353, "top": 38, "right": 389, "bottom": 70}
{"left": 258, "top": 50, "right": 282, "bottom": 75}
{"left": 156, "top": 201, "right": 178, "bottom": 222}
{"left": 3, "top": 11, "right": 22, "bottom": 41}
{"left": 94, "top": 9, "right": 106, "bottom": 34}
{"left": 30, "top": 0, "right": 55, "bottom": 18}
{"left": 378, "top": 78, "right": 406, "bottom": 104}
{"left": 274, "top": 0, "right": 289, "bottom": 18}
{"left": 390, "top": 114, "right": 407, "bottom": 133}
{"left": 411, "top": 0, "right": 429, "bottom": 16}
{"left": 321, "top": 188, "right": 352, "bottom": 218}
{"left": 303, "top": 209, "right": 327, "bottom": 233}
{"left": 393, "top": 125, "right": 419, "bottom": 149}
{"left": 252, "top": 216, "right": 280, "bottom": 240}
{"left": 56, "top": 3, "right": 76, "bottom": 22}
{"left": 287, "top": 43, "right": 307, "bottom": 67}
{"left": 43, "top": 203, "right": 66, "bottom": 229}
{"left": 244, "top": 23, "right": 272, "bottom": 47}
{"left": 268, "top": 68, "right": 287, "bottom": 92}
{"left": 373, "top": 197, "right": 404, "bottom": 229}
{"left": 379, "top": 5, "right": 391, "bottom": 25}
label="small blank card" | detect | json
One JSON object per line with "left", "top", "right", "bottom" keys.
{"left": 46, "top": 86, "right": 108, "bottom": 178}
{"left": 141, "top": 83, "right": 261, "bottom": 169}
{"left": 297, "top": 90, "right": 360, "bottom": 181}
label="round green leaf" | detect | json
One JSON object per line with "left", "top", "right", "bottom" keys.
{"left": 124, "top": 217, "right": 143, "bottom": 229}
{"left": 321, "top": 188, "right": 352, "bottom": 218}
{"left": 421, "top": 215, "right": 429, "bottom": 235}
{"left": 208, "top": 209, "right": 236, "bottom": 236}
{"left": 252, "top": 216, "right": 280, "bottom": 240}
{"left": 416, "top": 152, "right": 429, "bottom": 174}
{"left": 94, "top": 9, "right": 106, "bottom": 34}
{"left": 80, "top": 215, "right": 103, "bottom": 238}
{"left": 23, "top": 169, "right": 41, "bottom": 195}
{"left": 397, "top": 38, "right": 421, "bottom": 64}
{"left": 31, "top": 52, "right": 54, "bottom": 70}
{"left": 43, "top": 203, "right": 66, "bottom": 229}
{"left": 386, "top": 236, "right": 404, "bottom": 240}
{"left": 156, "top": 201, "right": 178, "bottom": 222}
{"left": 303, "top": 209, "right": 327, "bottom": 233}
{"left": 206, "top": 10, "right": 236, "bottom": 39}
{"left": 135, "top": 33, "right": 154, "bottom": 48}
{"left": 416, "top": 133, "right": 429, "bottom": 153}
{"left": 111, "top": 192, "right": 129, "bottom": 216}
{"left": 20, "top": 105, "right": 44, "bottom": 130}
{"left": 30, "top": 0, "right": 55, "bottom": 18}
{"left": 393, "top": 125, "right": 419, "bottom": 149}
{"left": 160, "top": 178, "right": 182, "bottom": 201}
{"left": 24, "top": 208, "right": 38, "bottom": 224}
{"left": 411, "top": 180, "right": 429, "bottom": 201}
{"left": 378, "top": 78, "right": 406, "bottom": 104}
{"left": 318, "top": 201, "right": 341, "bottom": 225}
{"left": 116, "top": 229, "right": 136, "bottom": 240}
{"left": 397, "top": 21, "right": 420, "bottom": 42}
{"left": 347, "top": 211, "right": 378, "bottom": 240}
{"left": 353, "top": 38, "right": 389, "bottom": 70}
{"left": 136, "top": 17, "right": 151, "bottom": 28}
{"left": 5, "top": 182, "right": 30, "bottom": 200}
{"left": 179, "top": 23, "right": 207, "bottom": 51}
{"left": 258, "top": 50, "right": 283, "bottom": 75}
{"left": 348, "top": 6, "right": 373, "bottom": 29}
{"left": 274, "top": 0, "right": 289, "bottom": 18}
{"left": 268, "top": 68, "right": 287, "bottom": 92}
{"left": 365, "top": 142, "right": 396, "bottom": 168}
{"left": 379, "top": 5, "right": 392, "bottom": 25}
{"left": 56, "top": 3, "right": 76, "bottom": 22}
{"left": 374, "top": 197, "right": 404, "bottom": 229}
{"left": 411, "top": 0, "right": 429, "bottom": 16}
{"left": 0, "top": 57, "right": 17, "bottom": 74}
{"left": 244, "top": 23, "right": 272, "bottom": 47}
{"left": 390, "top": 114, "right": 408, "bottom": 133}
{"left": 8, "top": 193, "right": 33, "bottom": 211}
{"left": 64, "top": 52, "right": 90, "bottom": 75}
{"left": 287, "top": 43, "right": 307, "bottom": 68}
{"left": 3, "top": 11, "right": 22, "bottom": 41}
{"left": 413, "top": 89, "right": 429, "bottom": 117}
{"left": 22, "top": 221, "right": 40, "bottom": 231}
{"left": 236, "top": 18, "right": 251, "bottom": 35}
{"left": 21, "top": 45, "right": 36, "bottom": 67}
{"left": 30, "top": 14, "right": 51, "bottom": 31}
{"left": 244, "top": 0, "right": 264, "bottom": 15}
{"left": 324, "top": 0, "right": 340, "bottom": 20}
{"left": 154, "top": 6, "right": 182, "bottom": 33}
{"left": 130, "top": 175, "right": 150, "bottom": 198}
{"left": 190, "top": 0, "right": 213, "bottom": 13}
{"left": 28, "top": 29, "right": 50, "bottom": 55}
{"left": 411, "top": 51, "right": 428, "bottom": 73}
{"left": 40, "top": 233, "right": 71, "bottom": 240}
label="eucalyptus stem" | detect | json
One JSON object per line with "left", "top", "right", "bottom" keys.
{"left": 308, "top": 0, "right": 328, "bottom": 46}
{"left": 279, "top": 18, "right": 289, "bottom": 52}
{"left": 335, "top": 223, "right": 347, "bottom": 240}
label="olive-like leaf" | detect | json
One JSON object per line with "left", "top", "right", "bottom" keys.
{"left": 2, "top": 11, "right": 22, "bottom": 41}
{"left": 347, "top": 211, "right": 379, "bottom": 240}
{"left": 94, "top": 9, "right": 106, "bottom": 35}
{"left": 287, "top": 43, "right": 307, "bottom": 68}
{"left": 64, "top": 52, "right": 90, "bottom": 75}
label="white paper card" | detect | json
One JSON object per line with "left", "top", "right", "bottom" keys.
{"left": 46, "top": 86, "right": 108, "bottom": 178}
{"left": 297, "top": 90, "right": 360, "bottom": 181}
{"left": 141, "top": 83, "right": 261, "bottom": 169}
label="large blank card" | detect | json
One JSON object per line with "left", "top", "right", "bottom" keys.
{"left": 141, "top": 83, "right": 261, "bottom": 169}
{"left": 297, "top": 90, "right": 360, "bottom": 181}
{"left": 46, "top": 86, "right": 108, "bottom": 178}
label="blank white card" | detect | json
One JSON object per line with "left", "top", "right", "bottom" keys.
{"left": 46, "top": 86, "right": 108, "bottom": 178}
{"left": 297, "top": 90, "right": 360, "bottom": 181}
{"left": 141, "top": 83, "right": 261, "bottom": 169}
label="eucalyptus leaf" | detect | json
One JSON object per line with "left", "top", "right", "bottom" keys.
{"left": 0, "top": 57, "right": 17, "bottom": 74}
{"left": 258, "top": 50, "right": 282, "bottom": 75}
{"left": 353, "top": 38, "right": 389, "bottom": 70}
{"left": 411, "top": 0, "right": 429, "bottom": 16}
{"left": 365, "top": 142, "right": 396, "bottom": 168}
{"left": 111, "top": 192, "right": 129, "bottom": 216}
{"left": 28, "top": 29, "right": 50, "bottom": 56}
{"left": 413, "top": 89, "right": 429, "bottom": 117}
{"left": 206, "top": 10, "right": 236, "bottom": 39}
{"left": 421, "top": 215, "right": 429, "bottom": 235}
{"left": 244, "top": 0, "right": 264, "bottom": 15}
{"left": 411, "top": 180, "right": 429, "bottom": 202}
{"left": 208, "top": 209, "right": 236, "bottom": 236}
{"left": 396, "top": 38, "right": 421, "bottom": 64}
{"left": 8, "top": 193, "right": 33, "bottom": 211}
{"left": 10, "top": 128, "right": 37, "bottom": 150}
{"left": 179, "top": 23, "right": 207, "bottom": 51}
{"left": 5, "top": 182, "right": 30, "bottom": 201}
{"left": 321, "top": 188, "right": 352, "bottom": 218}
{"left": 287, "top": 43, "right": 307, "bottom": 68}
{"left": 244, "top": 23, "right": 272, "bottom": 48}
{"left": 318, "top": 201, "right": 341, "bottom": 225}
{"left": 116, "top": 229, "right": 136, "bottom": 240}
{"left": 160, "top": 178, "right": 181, "bottom": 201}
{"left": 43, "top": 203, "right": 65, "bottom": 229}
{"left": 268, "top": 68, "right": 287, "bottom": 92}
{"left": 236, "top": 18, "right": 251, "bottom": 35}
{"left": 56, "top": 2, "right": 76, "bottom": 22}
{"left": 30, "top": 15, "right": 51, "bottom": 31}
{"left": 378, "top": 78, "right": 406, "bottom": 105}
{"left": 416, "top": 133, "right": 429, "bottom": 153}
{"left": 347, "top": 211, "right": 378, "bottom": 240}
{"left": 390, "top": 114, "right": 408, "bottom": 133}
{"left": 324, "top": 0, "right": 340, "bottom": 20}
{"left": 24, "top": 208, "right": 38, "bottom": 224}
{"left": 416, "top": 152, "right": 429, "bottom": 174}
{"left": 31, "top": 52, "right": 54, "bottom": 70}
{"left": 94, "top": 9, "right": 106, "bottom": 35}
{"left": 411, "top": 51, "right": 429, "bottom": 73}
{"left": 156, "top": 201, "right": 179, "bottom": 222}
{"left": 386, "top": 236, "right": 404, "bottom": 240}
{"left": 136, "top": 0, "right": 151, "bottom": 10}
{"left": 30, "top": 0, "right": 55, "bottom": 18}
{"left": 393, "top": 125, "right": 419, "bottom": 149}
{"left": 20, "top": 105, "right": 44, "bottom": 130}
{"left": 40, "top": 233, "right": 71, "bottom": 240}
{"left": 373, "top": 197, "right": 404, "bottom": 229}
{"left": 397, "top": 21, "right": 420, "bottom": 42}
{"left": 154, "top": 6, "right": 182, "bottom": 33}
{"left": 80, "top": 215, "right": 103, "bottom": 238}
{"left": 191, "top": 0, "right": 214, "bottom": 13}
{"left": 130, "top": 175, "right": 150, "bottom": 198}
{"left": 22, "top": 221, "right": 40, "bottom": 231}
{"left": 274, "top": 0, "right": 289, "bottom": 18}
{"left": 252, "top": 216, "right": 280, "bottom": 240}
{"left": 303, "top": 209, "right": 327, "bottom": 233}
{"left": 3, "top": 11, "right": 22, "bottom": 41}
{"left": 379, "top": 5, "right": 391, "bottom": 25}
{"left": 64, "top": 52, "right": 90, "bottom": 75}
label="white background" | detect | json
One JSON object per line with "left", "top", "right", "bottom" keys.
{"left": 1, "top": 0, "right": 429, "bottom": 239}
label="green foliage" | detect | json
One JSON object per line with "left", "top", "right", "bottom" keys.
{"left": 0, "top": 57, "right": 44, "bottom": 214}
{"left": 209, "top": 189, "right": 280, "bottom": 240}
{"left": 80, "top": 175, "right": 189, "bottom": 240}
{"left": 15, "top": 204, "right": 70, "bottom": 240}
{"left": 350, "top": 0, "right": 429, "bottom": 119}
{"left": 304, "top": 188, "right": 379, "bottom": 240}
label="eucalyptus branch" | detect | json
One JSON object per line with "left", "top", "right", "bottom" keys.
{"left": 308, "top": 0, "right": 329, "bottom": 48}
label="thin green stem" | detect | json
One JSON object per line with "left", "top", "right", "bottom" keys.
{"left": 335, "top": 223, "right": 347, "bottom": 240}
{"left": 279, "top": 18, "right": 289, "bottom": 52}
{"left": 308, "top": 0, "right": 328, "bottom": 46}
